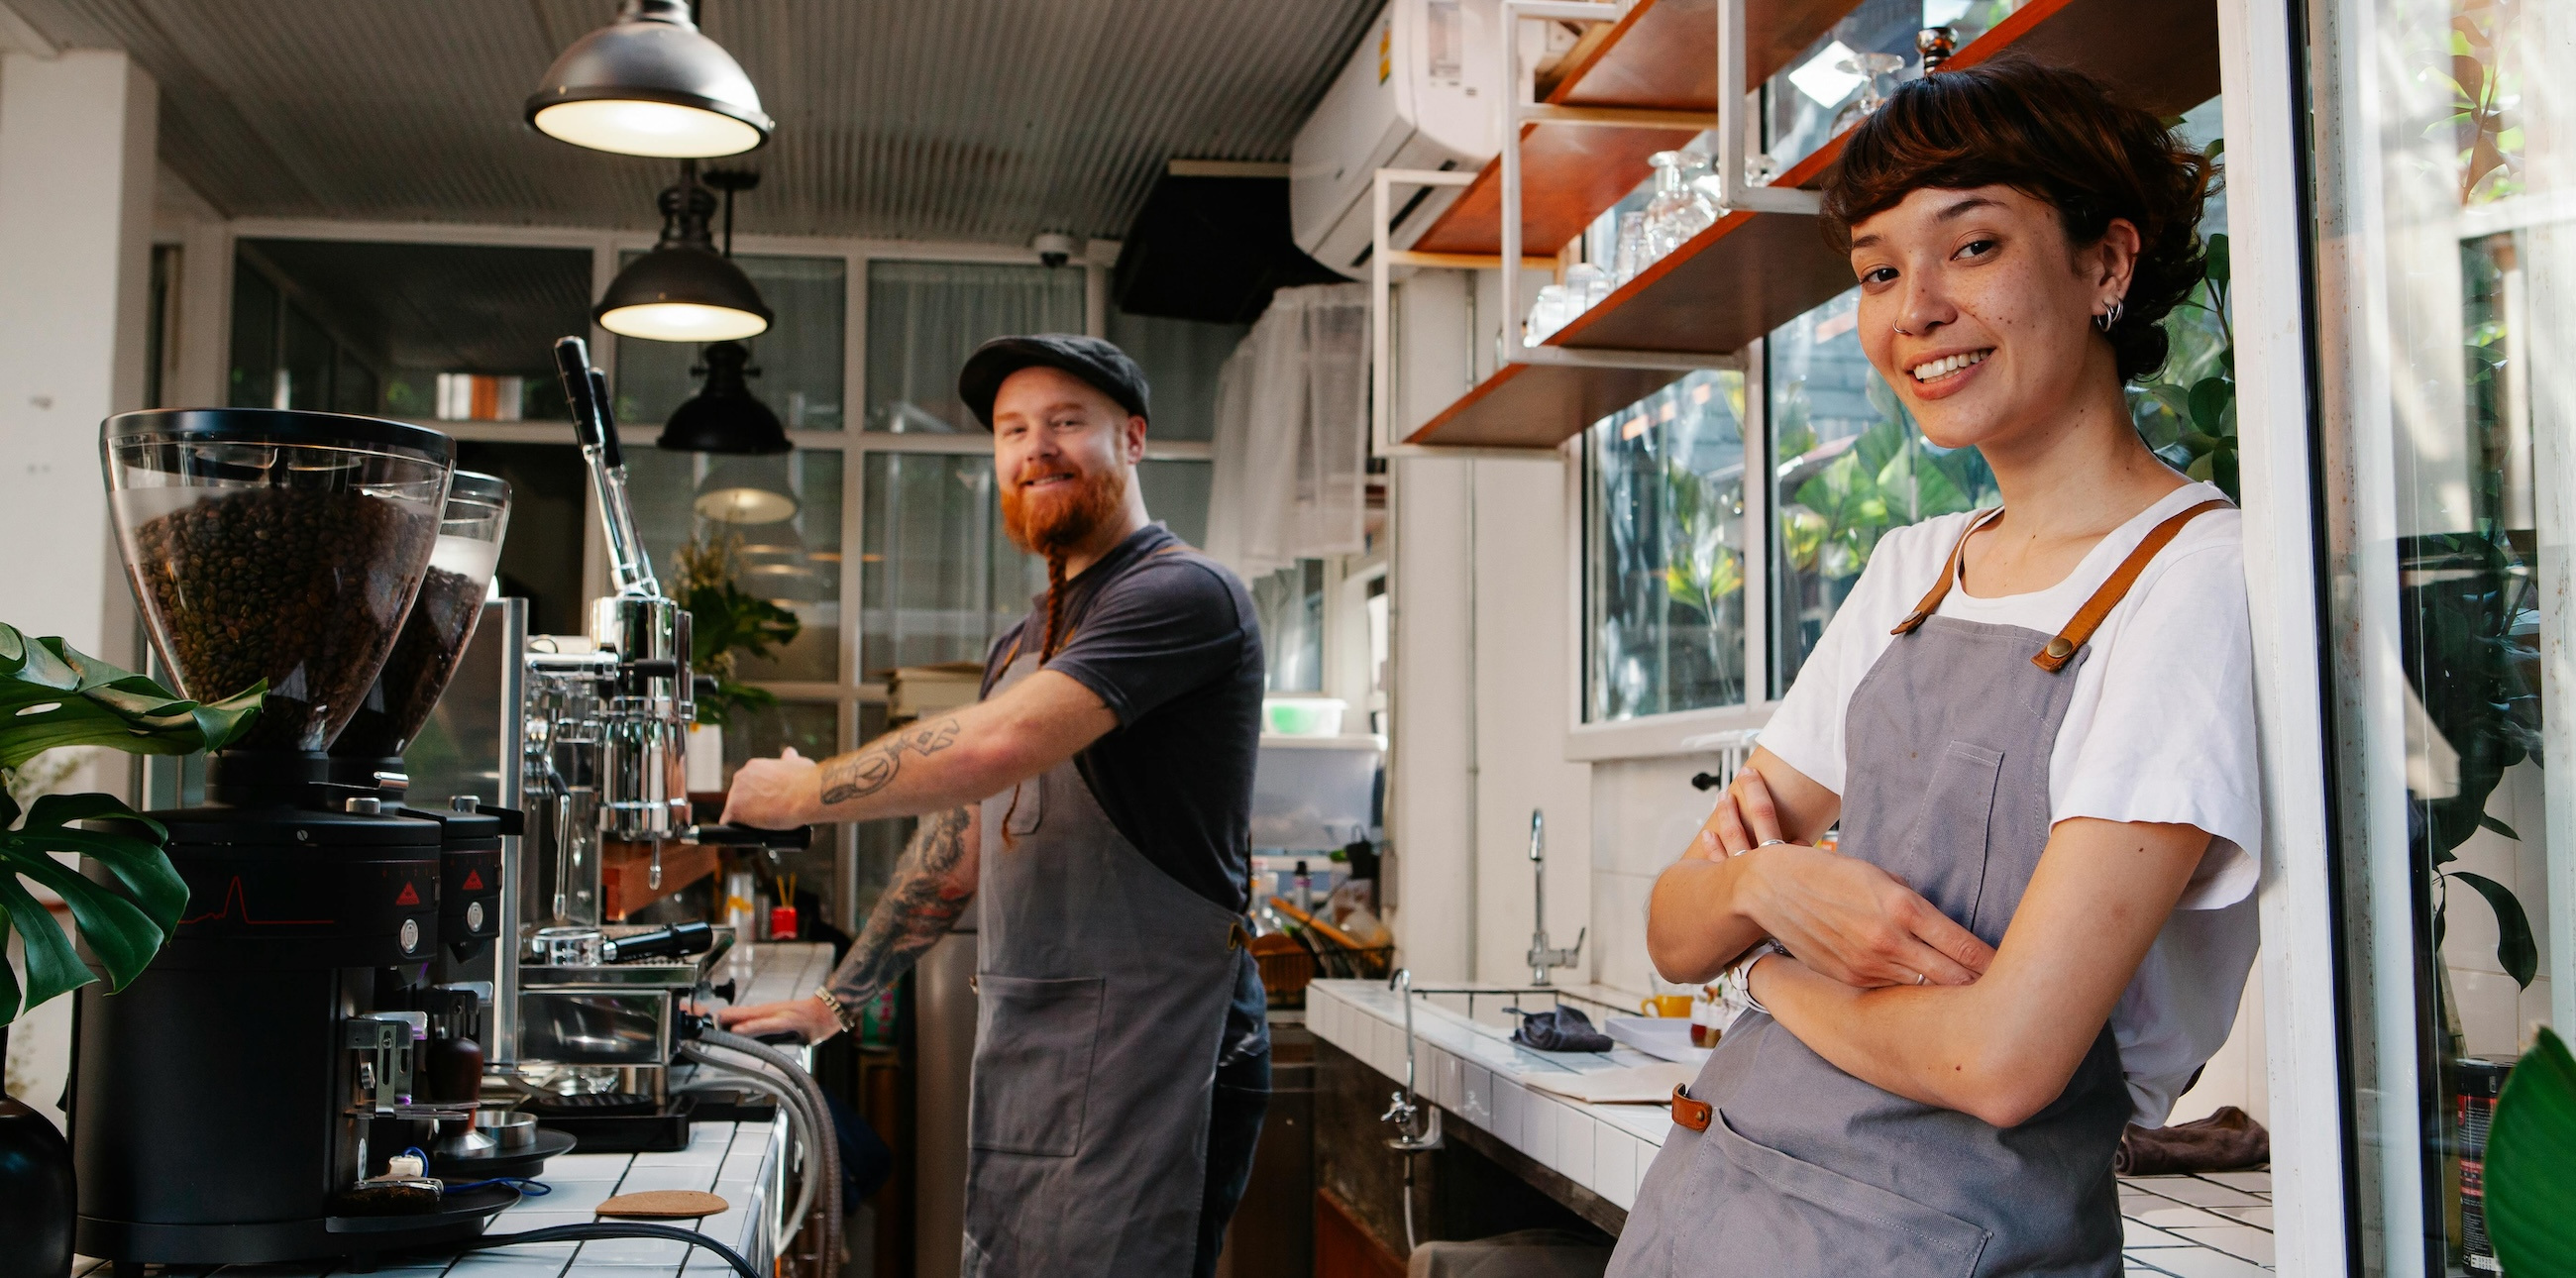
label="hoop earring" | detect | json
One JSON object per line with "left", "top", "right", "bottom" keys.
{"left": 2093, "top": 297, "right": 2125, "bottom": 333}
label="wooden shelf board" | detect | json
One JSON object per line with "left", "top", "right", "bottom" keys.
{"left": 1412, "top": 0, "right": 1866, "bottom": 257}
{"left": 1402, "top": 360, "right": 1684, "bottom": 449}
{"left": 1397, "top": 0, "right": 2224, "bottom": 452}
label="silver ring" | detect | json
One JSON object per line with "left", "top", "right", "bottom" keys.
{"left": 1757, "top": 838, "right": 1790, "bottom": 848}
{"left": 1915, "top": 971, "right": 1927, "bottom": 985}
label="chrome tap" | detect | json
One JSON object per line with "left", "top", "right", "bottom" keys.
{"left": 1526, "top": 808, "right": 1584, "bottom": 986}
{"left": 1379, "top": 967, "right": 1444, "bottom": 1153}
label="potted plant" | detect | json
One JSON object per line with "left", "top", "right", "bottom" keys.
{"left": 0, "top": 621, "right": 261, "bottom": 1278}
{"left": 673, "top": 532, "right": 801, "bottom": 732}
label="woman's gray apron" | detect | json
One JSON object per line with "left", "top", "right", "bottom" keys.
{"left": 960, "top": 643, "right": 1248, "bottom": 1278}
{"left": 1611, "top": 499, "right": 2227, "bottom": 1278}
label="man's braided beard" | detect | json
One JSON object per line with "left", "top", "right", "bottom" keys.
{"left": 1001, "top": 457, "right": 1128, "bottom": 660}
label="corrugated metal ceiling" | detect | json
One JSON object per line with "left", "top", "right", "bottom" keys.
{"left": 9, "top": 0, "right": 1379, "bottom": 244}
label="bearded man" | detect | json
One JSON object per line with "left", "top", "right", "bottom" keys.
{"left": 717, "top": 335, "right": 1269, "bottom": 1278}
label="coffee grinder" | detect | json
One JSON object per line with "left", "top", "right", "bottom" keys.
{"left": 71, "top": 408, "right": 521, "bottom": 1264}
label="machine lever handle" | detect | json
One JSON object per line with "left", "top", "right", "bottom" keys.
{"left": 601, "top": 920, "right": 713, "bottom": 963}
{"left": 683, "top": 823, "right": 811, "bottom": 849}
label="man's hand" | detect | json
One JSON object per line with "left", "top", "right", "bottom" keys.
{"left": 722, "top": 747, "right": 820, "bottom": 828}
{"left": 716, "top": 995, "right": 841, "bottom": 1044}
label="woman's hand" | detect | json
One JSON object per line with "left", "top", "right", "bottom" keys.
{"left": 715, "top": 995, "right": 842, "bottom": 1043}
{"left": 1653, "top": 764, "right": 1991, "bottom": 988}
{"left": 1738, "top": 842, "right": 1991, "bottom": 987}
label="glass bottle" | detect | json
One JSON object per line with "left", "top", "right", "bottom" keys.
{"left": 1645, "top": 151, "right": 1717, "bottom": 261}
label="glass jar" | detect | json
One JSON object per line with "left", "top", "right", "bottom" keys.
{"left": 1645, "top": 151, "right": 1718, "bottom": 261}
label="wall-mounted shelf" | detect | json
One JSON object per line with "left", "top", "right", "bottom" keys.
{"left": 1403, "top": 0, "right": 2223, "bottom": 449}
{"left": 1411, "top": 0, "right": 1866, "bottom": 258}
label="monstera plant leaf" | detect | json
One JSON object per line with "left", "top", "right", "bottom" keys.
{"left": 0, "top": 621, "right": 264, "bottom": 767}
{"left": 2490, "top": 1028, "right": 2576, "bottom": 1275}
{"left": 0, "top": 620, "right": 262, "bottom": 1024}
{"left": 0, "top": 791, "right": 181, "bottom": 1022}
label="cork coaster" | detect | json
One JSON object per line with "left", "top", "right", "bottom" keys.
{"left": 597, "top": 1189, "right": 730, "bottom": 1219}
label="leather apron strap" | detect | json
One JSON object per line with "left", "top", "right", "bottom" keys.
{"left": 2030, "top": 498, "right": 2233, "bottom": 671}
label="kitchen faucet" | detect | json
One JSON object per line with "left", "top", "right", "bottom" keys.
{"left": 1526, "top": 808, "right": 1585, "bottom": 985}
{"left": 1379, "top": 967, "right": 1444, "bottom": 1153}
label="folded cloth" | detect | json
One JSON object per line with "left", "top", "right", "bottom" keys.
{"left": 2113, "top": 1105, "right": 2270, "bottom": 1176}
{"left": 1508, "top": 1005, "right": 1613, "bottom": 1053}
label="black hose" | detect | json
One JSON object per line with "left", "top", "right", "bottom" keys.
{"left": 458, "top": 1224, "right": 759, "bottom": 1278}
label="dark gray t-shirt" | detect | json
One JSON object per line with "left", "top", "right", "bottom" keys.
{"left": 982, "top": 521, "right": 1269, "bottom": 1060}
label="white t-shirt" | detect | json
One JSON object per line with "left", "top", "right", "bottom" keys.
{"left": 1759, "top": 480, "right": 2262, "bottom": 1125}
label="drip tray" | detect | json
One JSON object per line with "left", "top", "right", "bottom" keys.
{"left": 519, "top": 1089, "right": 696, "bottom": 1152}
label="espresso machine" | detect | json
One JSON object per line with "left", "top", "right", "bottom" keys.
{"left": 500, "top": 338, "right": 805, "bottom": 1150}
{"left": 72, "top": 407, "right": 520, "bottom": 1263}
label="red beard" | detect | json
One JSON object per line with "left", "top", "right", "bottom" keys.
{"left": 1000, "top": 460, "right": 1127, "bottom": 557}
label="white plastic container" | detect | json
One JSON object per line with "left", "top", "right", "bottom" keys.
{"left": 1250, "top": 734, "right": 1382, "bottom": 850}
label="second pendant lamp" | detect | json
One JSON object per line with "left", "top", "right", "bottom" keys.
{"left": 596, "top": 160, "right": 773, "bottom": 343}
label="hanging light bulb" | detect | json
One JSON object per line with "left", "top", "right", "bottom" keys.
{"left": 659, "top": 340, "right": 790, "bottom": 454}
{"left": 526, "top": 0, "right": 773, "bottom": 159}
{"left": 595, "top": 160, "right": 774, "bottom": 342}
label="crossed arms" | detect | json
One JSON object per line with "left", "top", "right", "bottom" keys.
{"left": 1656, "top": 746, "right": 2210, "bottom": 1127}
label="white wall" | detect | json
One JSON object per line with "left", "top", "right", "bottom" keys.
{"left": 1387, "top": 451, "right": 1591, "bottom": 984}
{"left": 0, "top": 48, "right": 161, "bottom": 1130}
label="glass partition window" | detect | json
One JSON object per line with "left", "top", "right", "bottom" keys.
{"left": 1585, "top": 369, "right": 1752, "bottom": 722}
{"left": 2306, "top": 1, "right": 2570, "bottom": 1271}
{"left": 1769, "top": 287, "right": 1999, "bottom": 694}
{"left": 615, "top": 254, "right": 848, "bottom": 431}
{"left": 864, "top": 261, "right": 1084, "bottom": 433}
{"left": 626, "top": 449, "right": 845, "bottom": 684}
{"left": 1253, "top": 561, "right": 1327, "bottom": 692}
{"left": 860, "top": 452, "right": 1047, "bottom": 676}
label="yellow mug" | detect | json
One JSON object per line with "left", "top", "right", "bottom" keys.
{"left": 1641, "top": 994, "right": 1693, "bottom": 1018}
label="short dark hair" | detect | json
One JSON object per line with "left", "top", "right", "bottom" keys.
{"left": 1820, "top": 57, "right": 2215, "bottom": 383}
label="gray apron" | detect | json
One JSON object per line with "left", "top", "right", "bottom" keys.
{"left": 961, "top": 640, "right": 1248, "bottom": 1278}
{"left": 1611, "top": 499, "right": 2228, "bottom": 1278}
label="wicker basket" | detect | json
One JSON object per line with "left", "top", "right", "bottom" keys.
{"left": 1250, "top": 933, "right": 1394, "bottom": 1008}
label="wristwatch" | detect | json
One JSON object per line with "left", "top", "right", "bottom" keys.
{"left": 1717, "top": 940, "right": 1784, "bottom": 1030}
{"left": 812, "top": 986, "right": 861, "bottom": 1036}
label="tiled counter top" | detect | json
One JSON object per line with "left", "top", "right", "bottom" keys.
{"left": 1306, "top": 978, "right": 2279, "bottom": 1272}
{"left": 1306, "top": 978, "right": 1673, "bottom": 1213}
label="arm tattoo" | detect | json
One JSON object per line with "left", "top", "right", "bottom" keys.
{"left": 818, "top": 717, "right": 962, "bottom": 805}
{"left": 824, "top": 805, "right": 976, "bottom": 1007}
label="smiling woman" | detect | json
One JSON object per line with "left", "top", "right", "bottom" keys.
{"left": 1610, "top": 57, "right": 2256, "bottom": 1278}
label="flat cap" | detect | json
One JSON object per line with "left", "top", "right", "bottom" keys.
{"left": 957, "top": 334, "right": 1151, "bottom": 431}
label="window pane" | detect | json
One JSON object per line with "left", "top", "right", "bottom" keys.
{"left": 454, "top": 442, "right": 591, "bottom": 638}
{"left": 615, "top": 255, "right": 848, "bottom": 431}
{"left": 232, "top": 240, "right": 590, "bottom": 420}
{"left": 1252, "top": 561, "right": 1326, "bottom": 692}
{"left": 864, "top": 261, "right": 1084, "bottom": 433}
{"left": 626, "top": 449, "right": 845, "bottom": 685}
{"left": 1585, "top": 369, "right": 1750, "bottom": 722}
{"left": 2307, "top": 1, "right": 2571, "bottom": 1270}
{"left": 860, "top": 452, "right": 1046, "bottom": 676}
{"left": 1769, "top": 287, "right": 1999, "bottom": 695}
{"left": 1108, "top": 307, "right": 1249, "bottom": 442}
{"left": 1139, "top": 458, "right": 1212, "bottom": 548}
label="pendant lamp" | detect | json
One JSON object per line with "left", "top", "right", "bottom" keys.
{"left": 596, "top": 161, "right": 773, "bottom": 342}
{"left": 659, "top": 340, "right": 790, "bottom": 454}
{"left": 527, "top": 0, "right": 772, "bottom": 159}
{"left": 694, "top": 455, "right": 800, "bottom": 524}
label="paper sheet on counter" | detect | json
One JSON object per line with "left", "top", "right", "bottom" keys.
{"left": 1518, "top": 1060, "right": 1696, "bottom": 1105}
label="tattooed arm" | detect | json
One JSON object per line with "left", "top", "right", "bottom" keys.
{"left": 719, "top": 669, "right": 1117, "bottom": 828}
{"left": 715, "top": 805, "right": 982, "bottom": 1042}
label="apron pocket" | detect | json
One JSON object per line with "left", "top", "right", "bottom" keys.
{"left": 1701, "top": 1111, "right": 1989, "bottom": 1278}
{"left": 1003, "top": 774, "right": 1044, "bottom": 837}
{"left": 1890, "top": 740, "right": 2005, "bottom": 934}
{"left": 970, "top": 974, "right": 1103, "bottom": 1157}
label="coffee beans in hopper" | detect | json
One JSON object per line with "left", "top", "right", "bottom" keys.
{"left": 132, "top": 487, "right": 437, "bottom": 752}
{"left": 335, "top": 565, "right": 485, "bottom": 759}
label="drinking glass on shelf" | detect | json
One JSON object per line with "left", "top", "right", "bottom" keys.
{"left": 1566, "top": 263, "right": 1611, "bottom": 315}
{"left": 1645, "top": 151, "right": 1718, "bottom": 260}
{"left": 1524, "top": 284, "right": 1573, "bottom": 346}
{"left": 1612, "top": 211, "right": 1649, "bottom": 284}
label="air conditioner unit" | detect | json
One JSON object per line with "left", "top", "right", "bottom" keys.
{"left": 1292, "top": 0, "right": 1517, "bottom": 280}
